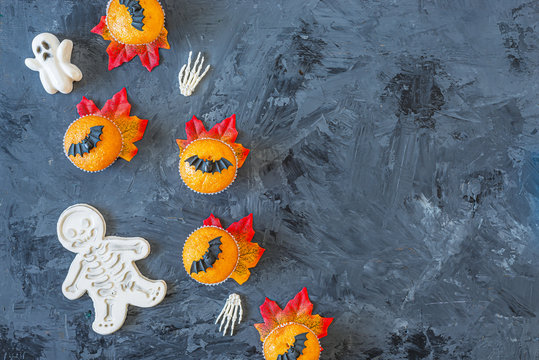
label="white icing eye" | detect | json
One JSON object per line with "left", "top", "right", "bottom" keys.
{"left": 67, "top": 228, "right": 77, "bottom": 238}
{"left": 82, "top": 218, "right": 91, "bottom": 228}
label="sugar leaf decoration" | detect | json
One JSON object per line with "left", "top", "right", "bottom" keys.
{"left": 254, "top": 288, "right": 333, "bottom": 345}
{"left": 176, "top": 115, "right": 250, "bottom": 168}
{"left": 77, "top": 88, "right": 148, "bottom": 161}
{"left": 91, "top": 16, "right": 169, "bottom": 71}
{"left": 204, "top": 213, "right": 264, "bottom": 285}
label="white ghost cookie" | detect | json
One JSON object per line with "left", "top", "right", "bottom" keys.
{"left": 25, "top": 33, "right": 82, "bottom": 94}
{"left": 57, "top": 204, "right": 166, "bottom": 335}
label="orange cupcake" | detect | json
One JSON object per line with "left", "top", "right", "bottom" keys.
{"left": 255, "top": 288, "right": 333, "bottom": 360}
{"left": 91, "top": 0, "right": 169, "bottom": 71}
{"left": 176, "top": 115, "right": 250, "bottom": 194}
{"left": 182, "top": 214, "right": 264, "bottom": 286}
{"left": 63, "top": 88, "right": 148, "bottom": 172}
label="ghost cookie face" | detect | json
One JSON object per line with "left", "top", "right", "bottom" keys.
{"left": 57, "top": 204, "right": 167, "bottom": 335}
{"left": 63, "top": 88, "right": 148, "bottom": 172}
{"left": 24, "top": 33, "right": 82, "bottom": 94}
{"left": 176, "top": 115, "right": 250, "bottom": 194}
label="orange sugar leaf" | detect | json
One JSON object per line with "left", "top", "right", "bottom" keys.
{"left": 90, "top": 16, "right": 112, "bottom": 41}
{"left": 100, "top": 87, "right": 131, "bottom": 119}
{"left": 74, "top": 88, "right": 148, "bottom": 162}
{"left": 77, "top": 97, "right": 100, "bottom": 117}
{"left": 254, "top": 288, "right": 333, "bottom": 342}
{"left": 226, "top": 214, "right": 264, "bottom": 285}
{"left": 139, "top": 28, "right": 170, "bottom": 71}
{"left": 176, "top": 139, "right": 189, "bottom": 154}
{"left": 138, "top": 43, "right": 161, "bottom": 72}
{"left": 230, "top": 143, "right": 250, "bottom": 168}
{"left": 176, "top": 115, "right": 250, "bottom": 167}
{"left": 92, "top": 17, "right": 169, "bottom": 71}
{"left": 184, "top": 116, "right": 208, "bottom": 143}
{"left": 254, "top": 297, "right": 284, "bottom": 340}
{"left": 208, "top": 114, "right": 238, "bottom": 143}
{"left": 226, "top": 213, "right": 255, "bottom": 243}
{"left": 116, "top": 115, "right": 148, "bottom": 161}
{"left": 203, "top": 214, "right": 223, "bottom": 228}
{"left": 106, "top": 41, "right": 138, "bottom": 71}
{"left": 154, "top": 28, "right": 170, "bottom": 49}
{"left": 197, "top": 214, "right": 263, "bottom": 285}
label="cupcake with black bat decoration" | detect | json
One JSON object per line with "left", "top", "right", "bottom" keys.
{"left": 63, "top": 88, "right": 147, "bottom": 172}
{"left": 92, "top": 0, "right": 169, "bottom": 71}
{"left": 176, "top": 115, "right": 249, "bottom": 194}
{"left": 182, "top": 214, "right": 264, "bottom": 286}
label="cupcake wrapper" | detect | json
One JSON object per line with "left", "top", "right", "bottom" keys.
{"left": 182, "top": 225, "right": 240, "bottom": 286}
{"left": 178, "top": 138, "right": 239, "bottom": 195}
{"left": 63, "top": 115, "right": 123, "bottom": 173}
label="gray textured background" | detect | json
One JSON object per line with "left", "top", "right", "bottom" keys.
{"left": 1, "top": 0, "right": 538, "bottom": 359}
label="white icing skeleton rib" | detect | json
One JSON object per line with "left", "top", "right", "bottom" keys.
{"left": 178, "top": 51, "right": 210, "bottom": 96}
{"left": 57, "top": 204, "right": 166, "bottom": 335}
{"left": 25, "top": 33, "right": 82, "bottom": 94}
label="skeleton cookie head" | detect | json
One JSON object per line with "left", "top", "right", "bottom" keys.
{"left": 57, "top": 204, "right": 105, "bottom": 253}
{"left": 57, "top": 204, "right": 167, "bottom": 335}
{"left": 25, "top": 33, "right": 82, "bottom": 94}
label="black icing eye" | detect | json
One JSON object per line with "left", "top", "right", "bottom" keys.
{"left": 41, "top": 41, "right": 49, "bottom": 50}
{"left": 36, "top": 46, "right": 41, "bottom": 54}
{"left": 43, "top": 53, "right": 51, "bottom": 61}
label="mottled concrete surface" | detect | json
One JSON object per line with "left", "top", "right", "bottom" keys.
{"left": 1, "top": 0, "right": 538, "bottom": 359}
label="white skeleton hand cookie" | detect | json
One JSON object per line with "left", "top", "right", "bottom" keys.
{"left": 178, "top": 51, "right": 210, "bottom": 97}
{"left": 57, "top": 204, "right": 166, "bottom": 335}
{"left": 25, "top": 33, "right": 82, "bottom": 94}
{"left": 216, "top": 293, "right": 243, "bottom": 336}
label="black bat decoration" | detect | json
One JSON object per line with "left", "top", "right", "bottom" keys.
{"left": 190, "top": 237, "right": 223, "bottom": 274}
{"left": 119, "top": 0, "right": 145, "bottom": 31}
{"left": 276, "top": 332, "right": 308, "bottom": 360}
{"left": 185, "top": 155, "right": 234, "bottom": 174}
{"left": 68, "top": 126, "right": 104, "bottom": 157}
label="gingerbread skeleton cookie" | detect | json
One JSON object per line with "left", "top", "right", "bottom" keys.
{"left": 57, "top": 204, "right": 166, "bottom": 335}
